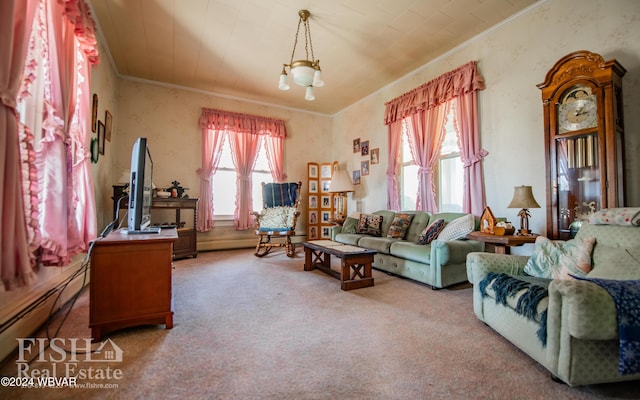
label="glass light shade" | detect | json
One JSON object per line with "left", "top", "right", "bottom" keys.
{"left": 291, "top": 60, "right": 315, "bottom": 87}
{"left": 278, "top": 73, "right": 290, "bottom": 90}
{"left": 305, "top": 86, "right": 315, "bottom": 101}
{"left": 312, "top": 69, "right": 324, "bottom": 87}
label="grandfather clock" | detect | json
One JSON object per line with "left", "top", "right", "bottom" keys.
{"left": 537, "top": 51, "right": 626, "bottom": 239}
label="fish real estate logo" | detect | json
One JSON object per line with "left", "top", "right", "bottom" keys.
{"left": 4, "top": 337, "right": 125, "bottom": 388}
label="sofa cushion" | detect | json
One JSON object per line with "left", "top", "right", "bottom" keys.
{"left": 387, "top": 213, "right": 415, "bottom": 239}
{"left": 333, "top": 233, "right": 364, "bottom": 246}
{"left": 356, "top": 213, "right": 383, "bottom": 236}
{"left": 389, "top": 241, "right": 431, "bottom": 264}
{"left": 341, "top": 217, "right": 359, "bottom": 234}
{"left": 587, "top": 246, "right": 640, "bottom": 280}
{"left": 403, "top": 211, "right": 431, "bottom": 243}
{"left": 524, "top": 236, "right": 596, "bottom": 280}
{"left": 588, "top": 207, "right": 640, "bottom": 226}
{"left": 436, "top": 214, "right": 474, "bottom": 241}
{"left": 417, "top": 218, "right": 446, "bottom": 245}
{"left": 358, "top": 236, "right": 398, "bottom": 254}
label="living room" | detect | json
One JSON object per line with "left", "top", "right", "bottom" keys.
{"left": 1, "top": 0, "right": 640, "bottom": 398}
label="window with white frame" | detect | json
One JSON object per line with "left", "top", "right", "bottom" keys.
{"left": 212, "top": 136, "right": 272, "bottom": 218}
{"left": 400, "top": 106, "right": 464, "bottom": 212}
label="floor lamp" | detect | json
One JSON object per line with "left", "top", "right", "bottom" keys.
{"left": 328, "top": 169, "right": 355, "bottom": 225}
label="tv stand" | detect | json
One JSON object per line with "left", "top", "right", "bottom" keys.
{"left": 89, "top": 228, "right": 177, "bottom": 341}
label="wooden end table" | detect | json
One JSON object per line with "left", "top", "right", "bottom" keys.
{"left": 466, "top": 231, "right": 538, "bottom": 254}
{"left": 303, "top": 240, "right": 376, "bottom": 291}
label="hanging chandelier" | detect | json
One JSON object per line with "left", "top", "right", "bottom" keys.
{"left": 278, "top": 9, "right": 324, "bottom": 101}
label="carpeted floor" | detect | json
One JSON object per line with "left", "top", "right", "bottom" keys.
{"left": 1, "top": 248, "right": 638, "bottom": 399}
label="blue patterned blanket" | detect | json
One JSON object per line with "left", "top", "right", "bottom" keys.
{"left": 572, "top": 276, "right": 640, "bottom": 376}
{"left": 262, "top": 182, "right": 299, "bottom": 208}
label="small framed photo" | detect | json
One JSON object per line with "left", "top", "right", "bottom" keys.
{"left": 309, "top": 195, "right": 318, "bottom": 209}
{"left": 308, "top": 164, "right": 318, "bottom": 178}
{"left": 97, "top": 121, "right": 105, "bottom": 155}
{"left": 309, "top": 227, "right": 318, "bottom": 240}
{"left": 309, "top": 180, "right": 318, "bottom": 193}
{"left": 370, "top": 148, "right": 379, "bottom": 164}
{"left": 361, "top": 140, "right": 369, "bottom": 156}
{"left": 321, "top": 195, "right": 332, "bottom": 208}
{"left": 353, "top": 170, "right": 361, "bottom": 185}
{"left": 353, "top": 138, "right": 360, "bottom": 153}
{"left": 309, "top": 211, "right": 318, "bottom": 224}
{"left": 91, "top": 93, "right": 98, "bottom": 133}
{"left": 321, "top": 227, "right": 330, "bottom": 238}
{"left": 320, "top": 164, "right": 332, "bottom": 178}
{"left": 321, "top": 180, "right": 330, "bottom": 193}
{"left": 105, "top": 110, "right": 113, "bottom": 141}
{"left": 361, "top": 160, "right": 370, "bottom": 176}
{"left": 321, "top": 211, "right": 331, "bottom": 222}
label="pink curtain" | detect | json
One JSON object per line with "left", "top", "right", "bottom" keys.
{"left": 196, "top": 127, "right": 225, "bottom": 232}
{"left": 386, "top": 120, "right": 402, "bottom": 210}
{"left": 406, "top": 104, "right": 448, "bottom": 212}
{"left": 1, "top": 0, "right": 38, "bottom": 291}
{"left": 35, "top": 0, "right": 98, "bottom": 265}
{"left": 454, "top": 93, "right": 488, "bottom": 216}
{"left": 228, "top": 132, "right": 261, "bottom": 230}
{"left": 265, "top": 135, "right": 287, "bottom": 183}
{"left": 384, "top": 61, "right": 487, "bottom": 215}
{"left": 198, "top": 108, "right": 287, "bottom": 231}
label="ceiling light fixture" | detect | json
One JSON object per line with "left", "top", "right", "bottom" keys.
{"left": 278, "top": 9, "right": 323, "bottom": 101}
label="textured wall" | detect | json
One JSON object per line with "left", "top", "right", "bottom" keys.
{"left": 331, "top": 0, "right": 640, "bottom": 239}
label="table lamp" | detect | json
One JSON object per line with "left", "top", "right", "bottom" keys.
{"left": 328, "top": 169, "right": 355, "bottom": 224}
{"left": 507, "top": 185, "right": 540, "bottom": 235}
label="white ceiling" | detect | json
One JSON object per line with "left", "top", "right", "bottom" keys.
{"left": 89, "top": 0, "right": 538, "bottom": 115}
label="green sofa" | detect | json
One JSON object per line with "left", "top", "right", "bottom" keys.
{"left": 330, "top": 210, "right": 483, "bottom": 289}
{"left": 466, "top": 220, "right": 640, "bottom": 386}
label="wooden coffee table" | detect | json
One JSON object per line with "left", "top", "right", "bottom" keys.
{"left": 303, "top": 240, "right": 376, "bottom": 291}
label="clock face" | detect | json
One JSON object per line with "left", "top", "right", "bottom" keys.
{"left": 557, "top": 86, "right": 598, "bottom": 133}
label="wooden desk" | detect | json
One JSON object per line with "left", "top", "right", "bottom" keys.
{"left": 466, "top": 231, "right": 538, "bottom": 254}
{"left": 89, "top": 228, "right": 177, "bottom": 341}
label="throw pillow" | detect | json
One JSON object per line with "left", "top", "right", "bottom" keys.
{"left": 417, "top": 219, "right": 446, "bottom": 245}
{"left": 341, "top": 217, "right": 359, "bottom": 234}
{"left": 387, "top": 213, "right": 415, "bottom": 239}
{"left": 356, "top": 213, "right": 383, "bottom": 236}
{"left": 524, "top": 236, "right": 596, "bottom": 280}
{"left": 436, "top": 214, "right": 475, "bottom": 241}
{"left": 587, "top": 246, "right": 640, "bottom": 280}
{"left": 588, "top": 207, "right": 640, "bottom": 226}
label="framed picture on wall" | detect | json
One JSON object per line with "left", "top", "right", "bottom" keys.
{"left": 353, "top": 170, "right": 361, "bottom": 185}
{"left": 308, "top": 164, "right": 318, "bottom": 178}
{"left": 91, "top": 94, "right": 98, "bottom": 133}
{"left": 353, "top": 138, "right": 360, "bottom": 153}
{"left": 97, "top": 121, "right": 105, "bottom": 155}
{"left": 321, "top": 211, "right": 331, "bottom": 222}
{"left": 309, "top": 180, "right": 318, "bottom": 193}
{"left": 320, "top": 164, "right": 332, "bottom": 178}
{"left": 361, "top": 160, "right": 370, "bottom": 176}
{"left": 321, "top": 227, "right": 330, "bottom": 238}
{"left": 309, "top": 195, "right": 318, "bottom": 209}
{"left": 309, "top": 211, "right": 318, "bottom": 224}
{"left": 105, "top": 110, "right": 113, "bottom": 141}
{"left": 371, "top": 148, "right": 379, "bottom": 164}
{"left": 321, "top": 195, "right": 331, "bottom": 208}
{"left": 361, "top": 140, "right": 369, "bottom": 156}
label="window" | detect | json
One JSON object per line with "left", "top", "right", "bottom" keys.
{"left": 212, "top": 136, "right": 272, "bottom": 218}
{"left": 400, "top": 106, "right": 464, "bottom": 212}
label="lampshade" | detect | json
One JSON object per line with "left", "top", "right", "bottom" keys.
{"left": 278, "top": 10, "right": 323, "bottom": 100}
{"left": 328, "top": 170, "right": 354, "bottom": 193}
{"left": 507, "top": 186, "right": 540, "bottom": 209}
{"left": 117, "top": 170, "right": 131, "bottom": 184}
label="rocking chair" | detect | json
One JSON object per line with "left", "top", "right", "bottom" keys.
{"left": 251, "top": 181, "right": 301, "bottom": 257}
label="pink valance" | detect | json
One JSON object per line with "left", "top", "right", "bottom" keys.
{"left": 57, "top": 0, "right": 99, "bottom": 65}
{"left": 199, "top": 108, "right": 287, "bottom": 138}
{"left": 384, "top": 61, "right": 485, "bottom": 125}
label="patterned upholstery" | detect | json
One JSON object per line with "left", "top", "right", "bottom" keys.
{"left": 252, "top": 182, "right": 301, "bottom": 257}
{"left": 466, "top": 209, "right": 640, "bottom": 386}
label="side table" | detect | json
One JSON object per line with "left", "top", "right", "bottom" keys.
{"left": 466, "top": 231, "right": 538, "bottom": 254}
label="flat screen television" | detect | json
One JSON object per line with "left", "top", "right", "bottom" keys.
{"left": 127, "top": 138, "right": 159, "bottom": 234}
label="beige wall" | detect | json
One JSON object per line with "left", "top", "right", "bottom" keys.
{"left": 331, "top": 0, "right": 640, "bottom": 237}
{"left": 112, "top": 80, "right": 333, "bottom": 247}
